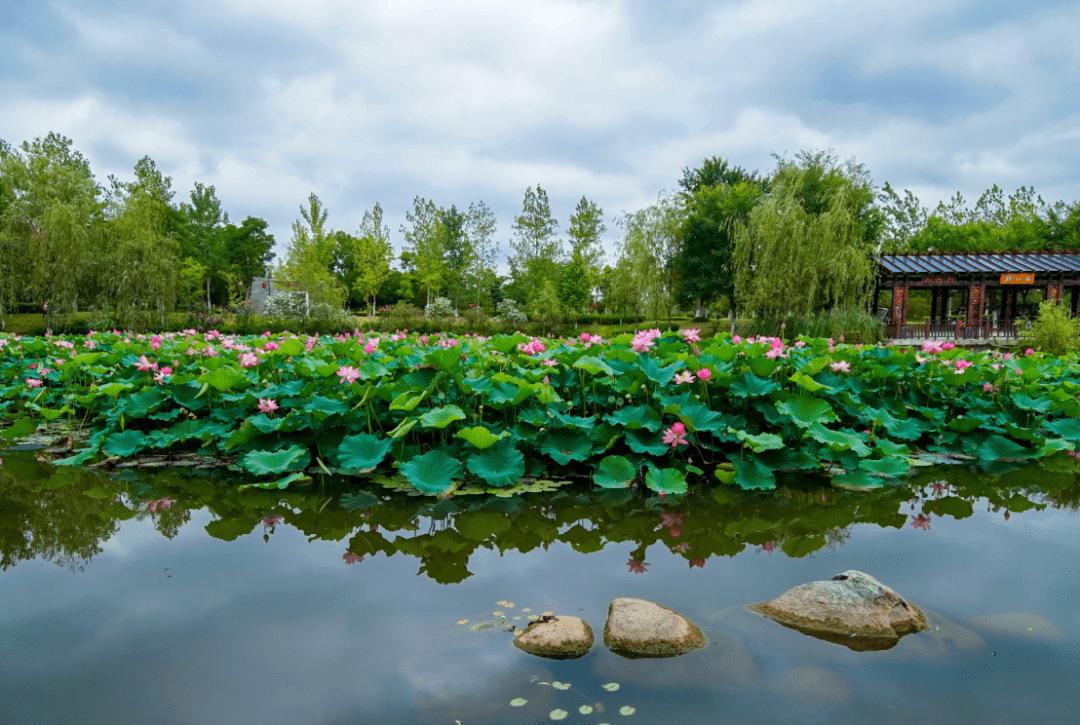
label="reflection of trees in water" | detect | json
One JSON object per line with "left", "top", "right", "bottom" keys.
{"left": 1, "top": 451, "right": 1077, "bottom": 580}
{"left": 0, "top": 458, "right": 118, "bottom": 571}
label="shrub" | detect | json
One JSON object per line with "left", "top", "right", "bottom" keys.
{"left": 425, "top": 297, "right": 456, "bottom": 318}
{"left": 493, "top": 299, "right": 527, "bottom": 327}
{"left": 737, "top": 309, "right": 885, "bottom": 345}
{"left": 1031, "top": 300, "right": 1080, "bottom": 356}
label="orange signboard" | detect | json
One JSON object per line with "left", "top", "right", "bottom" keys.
{"left": 1001, "top": 272, "right": 1034, "bottom": 284}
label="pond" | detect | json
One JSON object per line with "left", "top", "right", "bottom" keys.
{"left": 2, "top": 453, "right": 1079, "bottom": 725}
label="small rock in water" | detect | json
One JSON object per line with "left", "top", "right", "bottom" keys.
{"left": 749, "top": 570, "right": 928, "bottom": 651}
{"left": 513, "top": 615, "right": 593, "bottom": 659}
{"left": 603, "top": 597, "right": 705, "bottom": 658}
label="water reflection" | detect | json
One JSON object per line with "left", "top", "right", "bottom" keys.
{"left": 2, "top": 451, "right": 1077, "bottom": 582}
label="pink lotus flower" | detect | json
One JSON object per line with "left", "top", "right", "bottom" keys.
{"left": 151, "top": 335, "right": 162, "bottom": 351}
{"left": 696, "top": 368, "right": 712, "bottom": 381}
{"left": 136, "top": 355, "right": 158, "bottom": 372}
{"left": 239, "top": 352, "right": 260, "bottom": 368}
{"left": 343, "top": 551, "right": 364, "bottom": 564}
{"left": 258, "top": 398, "right": 279, "bottom": 414}
{"left": 364, "top": 337, "right": 381, "bottom": 354}
{"left": 681, "top": 328, "right": 701, "bottom": 343}
{"left": 265, "top": 341, "right": 280, "bottom": 351}
{"left": 541, "top": 357, "right": 557, "bottom": 367}
{"left": 671, "top": 542, "right": 690, "bottom": 552}
{"left": 27, "top": 378, "right": 42, "bottom": 388}
{"left": 732, "top": 335, "right": 742, "bottom": 344}
{"left": 659, "top": 512, "right": 684, "bottom": 529}
{"left": 954, "top": 359, "right": 973, "bottom": 372}
{"left": 830, "top": 360, "right": 851, "bottom": 373}
{"left": 689, "top": 558, "right": 705, "bottom": 568}
{"left": 337, "top": 366, "right": 361, "bottom": 385}
{"left": 762, "top": 541, "right": 775, "bottom": 552}
{"left": 662, "top": 422, "right": 689, "bottom": 448}
{"left": 1025, "top": 348, "right": 1035, "bottom": 356}
{"left": 674, "top": 371, "right": 695, "bottom": 385}
{"left": 910, "top": 514, "right": 931, "bottom": 531}
{"left": 147, "top": 497, "right": 176, "bottom": 512}
{"left": 627, "top": 558, "right": 649, "bottom": 573}
{"left": 262, "top": 515, "right": 283, "bottom": 526}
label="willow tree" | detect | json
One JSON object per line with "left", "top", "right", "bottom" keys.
{"left": 105, "top": 188, "right": 180, "bottom": 330}
{"left": 733, "top": 163, "right": 874, "bottom": 320}
{"left": 0, "top": 133, "right": 102, "bottom": 333}
{"left": 616, "top": 191, "right": 686, "bottom": 327}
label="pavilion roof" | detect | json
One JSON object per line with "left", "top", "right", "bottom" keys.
{"left": 876, "top": 251, "right": 1080, "bottom": 275}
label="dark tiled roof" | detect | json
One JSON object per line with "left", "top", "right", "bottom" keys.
{"left": 876, "top": 251, "right": 1080, "bottom": 275}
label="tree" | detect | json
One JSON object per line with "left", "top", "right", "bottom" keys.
{"left": 179, "top": 182, "right": 227, "bottom": 307}
{"left": 278, "top": 193, "right": 345, "bottom": 309}
{"left": 508, "top": 185, "right": 562, "bottom": 303}
{"left": 877, "top": 183, "right": 928, "bottom": 252}
{"left": 0, "top": 133, "right": 102, "bottom": 333}
{"left": 558, "top": 251, "right": 591, "bottom": 313}
{"left": 679, "top": 156, "right": 765, "bottom": 197}
{"left": 464, "top": 201, "right": 498, "bottom": 306}
{"left": 221, "top": 216, "right": 275, "bottom": 292}
{"left": 733, "top": 157, "right": 875, "bottom": 321}
{"left": 351, "top": 203, "right": 394, "bottom": 315}
{"left": 616, "top": 191, "right": 686, "bottom": 327}
{"left": 438, "top": 205, "right": 472, "bottom": 308}
{"left": 676, "top": 181, "right": 762, "bottom": 316}
{"left": 400, "top": 196, "right": 444, "bottom": 306}
{"left": 566, "top": 196, "right": 606, "bottom": 285}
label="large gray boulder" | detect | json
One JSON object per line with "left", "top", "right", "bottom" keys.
{"left": 749, "top": 570, "right": 928, "bottom": 651}
{"left": 603, "top": 597, "right": 705, "bottom": 658}
{"left": 513, "top": 615, "right": 593, "bottom": 659}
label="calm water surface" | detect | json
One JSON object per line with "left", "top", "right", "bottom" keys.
{"left": 1, "top": 453, "right": 1079, "bottom": 725}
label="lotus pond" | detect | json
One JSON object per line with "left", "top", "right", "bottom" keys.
{"left": 2, "top": 449, "right": 1079, "bottom": 725}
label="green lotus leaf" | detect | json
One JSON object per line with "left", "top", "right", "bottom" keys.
{"left": 858, "top": 456, "right": 911, "bottom": 477}
{"left": 644, "top": 466, "right": 688, "bottom": 494}
{"left": 594, "top": 455, "right": 637, "bottom": 488}
{"left": 358, "top": 360, "right": 389, "bottom": 379}
{"left": 807, "top": 422, "right": 873, "bottom": 455}
{"left": 304, "top": 395, "right": 349, "bottom": 419}
{"left": 338, "top": 433, "right": 394, "bottom": 473}
{"left": 540, "top": 428, "right": 592, "bottom": 465}
{"left": 456, "top": 426, "right": 508, "bottom": 449}
{"left": 976, "top": 435, "right": 1034, "bottom": 460}
{"left": 639, "top": 354, "right": 681, "bottom": 385}
{"left": 776, "top": 396, "right": 837, "bottom": 428}
{"left": 625, "top": 428, "right": 670, "bottom": 456}
{"left": 729, "top": 427, "right": 785, "bottom": 453}
{"left": 96, "top": 382, "right": 133, "bottom": 397}
{"left": 573, "top": 355, "right": 615, "bottom": 376}
{"left": 731, "top": 455, "right": 776, "bottom": 490}
{"left": 276, "top": 338, "right": 305, "bottom": 356}
{"left": 487, "top": 333, "right": 529, "bottom": 354}
{"left": 102, "top": 429, "right": 148, "bottom": 458}
{"left": 604, "top": 405, "right": 662, "bottom": 432}
{"left": 400, "top": 449, "right": 463, "bottom": 494}
{"left": 789, "top": 371, "right": 831, "bottom": 392}
{"left": 424, "top": 347, "right": 462, "bottom": 372}
{"left": 466, "top": 440, "right": 525, "bottom": 488}
{"left": 198, "top": 366, "right": 250, "bottom": 393}
{"left": 390, "top": 391, "right": 426, "bottom": 411}
{"left": 946, "top": 415, "right": 984, "bottom": 433}
{"left": 455, "top": 510, "right": 513, "bottom": 540}
{"left": 677, "top": 403, "right": 727, "bottom": 433}
{"left": 241, "top": 445, "right": 310, "bottom": 475}
{"left": 420, "top": 404, "right": 467, "bottom": 429}
{"left": 1, "top": 417, "right": 37, "bottom": 441}
{"left": 1043, "top": 417, "right": 1080, "bottom": 442}
{"left": 730, "top": 373, "right": 775, "bottom": 397}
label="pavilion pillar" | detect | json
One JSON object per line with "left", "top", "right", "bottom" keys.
{"left": 1071, "top": 286, "right": 1079, "bottom": 319}
{"left": 1047, "top": 280, "right": 1064, "bottom": 305}
{"left": 967, "top": 280, "right": 985, "bottom": 329}
{"left": 891, "top": 278, "right": 909, "bottom": 336}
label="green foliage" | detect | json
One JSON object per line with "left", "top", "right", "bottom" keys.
{"left": 558, "top": 252, "right": 591, "bottom": 313}
{"left": 508, "top": 185, "right": 562, "bottom": 304}
{"left": 1030, "top": 300, "right": 1080, "bottom": 356}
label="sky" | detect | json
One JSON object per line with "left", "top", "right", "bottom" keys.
{"left": 2, "top": 0, "right": 1079, "bottom": 267}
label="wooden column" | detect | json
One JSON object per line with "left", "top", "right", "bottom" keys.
{"left": 891, "top": 278, "right": 909, "bottom": 336}
{"left": 1071, "top": 285, "right": 1079, "bottom": 318}
{"left": 967, "top": 279, "right": 985, "bottom": 330}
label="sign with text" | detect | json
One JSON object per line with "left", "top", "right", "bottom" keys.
{"left": 1001, "top": 272, "right": 1034, "bottom": 284}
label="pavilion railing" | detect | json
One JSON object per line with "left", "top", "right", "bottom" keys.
{"left": 887, "top": 320, "right": 1021, "bottom": 342}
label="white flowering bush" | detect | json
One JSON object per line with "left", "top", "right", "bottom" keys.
{"left": 494, "top": 299, "right": 527, "bottom": 326}
{"left": 263, "top": 292, "right": 344, "bottom": 320}
{"left": 425, "top": 297, "right": 457, "bottom": 318}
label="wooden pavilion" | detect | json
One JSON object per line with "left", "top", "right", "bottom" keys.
{"left": 873, "top": 251, "right": 1080, "bottom": 340}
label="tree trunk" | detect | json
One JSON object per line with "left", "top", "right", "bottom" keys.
{"left": 205, "top": 276, "right": 211, "bottom": 309}
{"left": 370, "top": 293, "right": 376, "bottom": 318}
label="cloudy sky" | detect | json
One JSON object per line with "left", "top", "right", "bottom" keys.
{"left": 2, "top": 0, "right": 1078, "bottom": 265}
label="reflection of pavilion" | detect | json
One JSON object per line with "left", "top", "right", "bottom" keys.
{"left": 874, "top": 252, "right": 1080, "bottom": 341}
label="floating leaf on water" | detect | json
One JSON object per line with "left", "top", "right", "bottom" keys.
{"left": 522, "top": 608, "right": 531, "bottom": 612}
{"left": 550, "top": 709, "right": 568, "bottom": 720}
{"left": 493, "top": 611, "right": 505, "bottom": 617}
{"left": 513, "top": 616, "right": 521, "bottom": 620}
{"left": 528, "top": 615, "right": 539, "bottom": 621}
{"left": 505, "top": 602, "right": 514, "bottom": 608}
{"left": 496, "top": 599, "right": 508, "bottom": 606}
{"left": 457, "top": 619, "right": 469, "bottom": 625}
{"left": 579, "top": 705, "right": 594, "bottom": 714}
{"left": 510, "top": 698, "right": 527, "bottom": 707}
{"left": 602, "top": 683, "right": 620, "bottom": 692}
{"left": 552, "top": 682, "right": 571, "bottom": 690}
{"left": 619, "top": 706, "right": 636, "bottom": 715}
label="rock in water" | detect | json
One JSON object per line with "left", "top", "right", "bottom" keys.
{"left": 749, "top": 570, "right": 928, "bottom": 651}
{"left": 603, "top": 598, "right": 706, "bottom": 658}
{"left": 513, "top": 616, "right": 593, "bottom": 659}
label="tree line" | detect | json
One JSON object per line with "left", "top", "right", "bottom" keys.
{"left": 4, "top": 132, "right": 1080, "bottom": 332}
